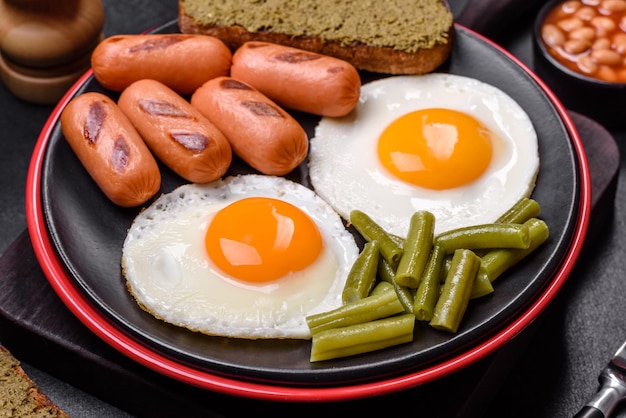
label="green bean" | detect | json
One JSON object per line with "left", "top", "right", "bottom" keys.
{"left": 307, "top": 284, "right": 404, "bottom": 335}
{"left": 413, "top": 245, "right": 445, "bottom": 321}
{"left": 395, "top": 211, "right": 435, "bottom": 288}
{"left": 350, "top": 210, "right": 403, "bottom": 269}
{"left": 430, "top": 249, "right": 481, "bottom": 333}
{"left": 439, "top": 264, "right": 487, "bottom": 300}
{"left": 478, "top": 218, "right": 549, "bottom": 283}
{"left": 389, "top": 233, "right": 406, "bottom": 248}
{"left": 443, "top": 256, "right": 452, "bottom": 281}
{"left": 377, "top": 257, "right": 396, "bottom": 284}
{"left": 496, "top": 197, "right": 541, "bottom": 224}
{"left": 472, "top": 198, "right": 541, "bottom": 258}
{"left": 370, "top": 280, "right": 394, "bottom": 295}
{"left": 435, "top": 223, "right": 530, "bottom": 255}
{"left": 470, "top": 271, "right": 494, "bottom": 299}
{"left": 440, "top": 255, "right": 494, "bottom": 299}
{"left": 378, "top": 258, "right": 415, "bottom": 314}
{"left": 342, "top": 240, "right": 380, "bottom": 303}
{"left": 439, "top": 248, "right": 495, "bottom": 302}
{"left": 394, "top": 285, "right": 415, "bottom": 314}
{"left": 310, "top": 314, "right": 415, "bottom": 362}
{"left": 440, "top": 252, "right": 492, "bottom": 299}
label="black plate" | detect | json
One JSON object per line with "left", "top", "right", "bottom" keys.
{"left": 38, "top": 21, "right": 582, "bottom": 387}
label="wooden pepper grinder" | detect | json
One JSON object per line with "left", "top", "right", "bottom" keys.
{"left": 0, "top": 0, "right": 104, "bottom": 104}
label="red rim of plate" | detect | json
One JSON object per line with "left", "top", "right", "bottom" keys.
{"left": 24, "top": 27, "right": 591, "bottom": 402}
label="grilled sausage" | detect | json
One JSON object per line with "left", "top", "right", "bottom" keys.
{"left": 60, "top": 92, "right": 161, "bottom": 207}
{"left": 91, "top": 34, "right": 232, "bottom": 94}
{"left": 231, "top": 41, "right": 361, "bottom": 117}
{"left": 191, "top": 76, "right": 308, "bottom": 176}
{"left": 118, "top": 79, "right": 232, "bottom": 183}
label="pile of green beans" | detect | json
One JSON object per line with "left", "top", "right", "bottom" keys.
{"left": 305, "top": 197, "right": 549, "bottom": 362}
{"left": 307, "top": 282, "right": 413, "bottom": 362}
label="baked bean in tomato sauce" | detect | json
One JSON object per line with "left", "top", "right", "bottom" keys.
{"left": 541, "top": 0, "right": 626, "bottom": 83}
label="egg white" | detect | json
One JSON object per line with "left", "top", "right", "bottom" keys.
{"left": 308, "top": 73, "right": 540, "bottom": 237}
{"left": 121, "top": 175, "right": 359, "bottom": 339}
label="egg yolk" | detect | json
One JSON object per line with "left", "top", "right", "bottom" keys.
{"left": 377, "top": 108, "right": 495, "bottom": 190}
{"left": 205, "top": 197, "right": 323, "bottom": 283}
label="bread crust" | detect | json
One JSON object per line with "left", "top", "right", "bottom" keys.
{"left": 177, "top": 5, "right": 454, "bottom": 75}
{"left": 0, "top": 345, "right": 70, "bottom": 417}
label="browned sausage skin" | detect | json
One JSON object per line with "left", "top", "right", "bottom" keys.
{"left": 231, "top": 41, "right": 361, "bottom": 117}
{"left": 118, "top": 79, "right": 232, "bottom": 184}
{"left": 60, "top": 92, "right": 161, "bottom": 207}
{"left": 191, "top": 76, "right": 308, "bottom": 176}
{"left": 91, "top": 34, "right": 232, "bottom": 94}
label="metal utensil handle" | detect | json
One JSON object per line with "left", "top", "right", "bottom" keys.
{"left": 573, "top": 368, "right": 626, "bottom": 418}
{"left": 573, "top": 405, "right": 605, "bottom": 418}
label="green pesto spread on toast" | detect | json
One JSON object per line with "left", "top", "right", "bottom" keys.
{"left": 180, "top": 0, "right": 453, "bottom": 52}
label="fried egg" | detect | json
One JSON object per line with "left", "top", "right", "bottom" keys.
{"left": 308, "top": 73, "right": 540, "bottom": 237}
{"left": 121, "top": 175, "right": 359, "bottom": 339}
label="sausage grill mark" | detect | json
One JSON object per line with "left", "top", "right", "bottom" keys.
{"left": 137, "top": 98, "right": 190, "bottom": 118}
{"left": 111, "top": 136, "right": 130, "bottom": 173}
{"left": 245, "top": 42, "right": 269, "bottom": 49}
{"left": 273, "top": 51, "right": 321, "bottom": 63}
{"left": 170, "top": 132, "right": 209, "bottom": 152}
{"left": 84, "top": 101, "right": 106, "bottom": 145}
{"left": 128, "top": 35, "right": 184, "bottom": 52}
{"left": 327, "top": 66, "right": 345, "bottom": 74}
{"left": 220, "top": 79, "right": 253, "bottom": 90}
{"left": 240, "top": 101, "right": 283, "bottom": 118}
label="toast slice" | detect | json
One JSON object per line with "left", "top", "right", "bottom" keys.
{"left": 178, "top": 0, "right": 454, "bottom": 74}
{"left": 0, "top": 345, "right": 69, "bottom": 417}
